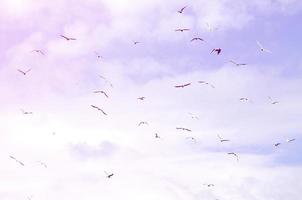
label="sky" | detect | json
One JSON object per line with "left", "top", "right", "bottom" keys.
{"left": 1, "top": 0, "right": 302, "bottom": 199}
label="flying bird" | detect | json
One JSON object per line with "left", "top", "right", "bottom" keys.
{"left": 175, "top": 28, "right": 190, "bottom": 32}
{"left": 17, "top": 68, "right": 31, "bottom": 75}
{"left": 60, "top": 35, "right": 76, "bottom": 41}
{"left": 133, "top": 41, "right": 140, "bottom": 45}
{"left": 37, "top": 161, "right": 47, "bottom": 168}
{"left": 203, "top": 183, "right": 215, "bottom": 187}
{"left": 137, "top": 97, "right": 146, "bottom": 100}
{"left": 138, "top": 121, "right": 148, "bottom": 126}
{"left": 198, "top": 81, "right": 215, "bottom": 88}
{"left": 176, "top": 127, "right": 192, "bottom": 132}
{"left": 21, "top": 109, "right": 33, "bottom": 115}
{"left": 155, "top": 133, "right": 160, "bottom": 139}
{"left": 9, "top": 155, "right": 24, "bottom": 166}
{"left": 99, "top": 75, "right": 113, "bottom": 88}
{"left": 217, "top": 135, "right": 230, "bottom": 142}
{"left": 104, "top": 171, "right": 114, "bottom": 178}
{"left": 186, "top": 137, "right": 196, "bottom": 142}
{"left": 286, "top": 138, "right": 296, "bottom": 143}
{"left": 256, "top": 41, "right": 272, "bottom": 53}
{"left": 211, "top": 48, "right": 222, "bottom": 55}
{"left": 188, "top": 113, "right": 199, "bottom": 120}
{"left": 268, "top": 96, "right": 279, "bottom": 105}
{"left": 174, "top": 83, "right": 191, "bottom": 88}
{"left": 31, "top": 49, "right": 45, "bottom": 55}
{"left": 191, "top": 37, "right": 204, "bottom": 42}
{"left": 239, "top": 97, "right": 249, "bottom": 102}
{"left": 94, "top": 51, "right": 103, "bottom": 59}
{"left": 178, "top": 6, "right": 187, "bottom": 13}
{"left": 93, "top": 90, "right": 109, "bottom": 98}
{"left": 227, "top": 152, "right": 239, "bottom": 161}
{"left": 91, "top": 105, "right": 107, "bottom": 115}
{"left": 229, "top": 60, "right": 247, "bottom": 67}
{"left": 274, "top": 142, "right": 281, "bottom": 147}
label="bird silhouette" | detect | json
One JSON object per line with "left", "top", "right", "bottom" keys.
{"left": 31, "top": 49, "right": 45, "bottom": 55}
{"left": 137, "top": 97, "right": 146, "bottom": 100}
{"left": 227, "top": 152, "right": 239, "bottom": 161}
{"left": 9, "top": 155, "right": 25, "bottom": 166}
{"left": 17, "top": 68, "right": 31, "bottom": 75}
{"left": 217, "top": 135, "right": 230, "bottom": 142}
{"left": 198, "top": 81, "right": 215, "bottom": 88}
{"left": 229, "top": 60, "right": 247, "bottom": 66}
{"left": 93, "top": 90, "right": 109, "bottom": 98}
{"left": 91, "top": 105, "right": 107, "bottom": 115}
{"left": 174, "top": 83, "right": 191, "bottom": 88}
{"left": 21, "top": 109, "right": 33, "bottom": 115}
{"left": 191, "top": 37, "right": 204, "bottom": 42}
{"left": 104, "top": 171, "right": 114, "bottom": 178}
{"left": 175, "top": 28, "right": 190, "bottom": 32}
{"left": 60, "top": 35, "right": 76, "bottom": 41}
{"left": 138, "top": 121, "right": 148, "bottom": 126}
{"left": 178, "top": 6, "right": 187, "bottom": 13}
{"left": 257, "top": 41, "right": 272, "bottom": 53}
{"left": 211, "top": 48, "right": 221, "bottom": 55}
{"left": 176, "top": 127, "right": 192, "bottom": 132}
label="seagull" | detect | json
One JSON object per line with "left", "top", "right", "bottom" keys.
{"left": 137, "top": 97, "right": 146, "bottom": 100}
{"left": 94, "top": 51, "right": 103, "bottom": 59}
{"left": 227, "top": 152, "right": 239, "bottom": 161}
{"left": 91, "top": 105, "right": 107, "bottom": 115}
{"left": 274, "top": 142, "right": 281, "bottom": 147}
{"left": 9, "top": 155, "right": 24, "bottom": 166}
{"left": 175, "top": 28, "right": 190, "bottom": 32}
{"left": 104, "top": 171, "right": 114, "bottom": 178}
{"left": 268, "top": 96, "right": 279, "bottom": 105}
{"left": 188, "top": 113, "right": 199, "bottom": 120}
{"left": 198, "top": 81, "right": 215, "bottom": 88}
{"left": 99, "top": 75, "right": 113, "bottom": 88}
{"left": 17, "top": 68, "right": 31, "bottom": 75}
{"left": 178, "top": 6, "right": 187, "bottom": 13}
{"left": 191, "top": 37, "right": 204, "bottom": 42}
{"left": 138, "top": 121, "right": 148, "bottom": 126}
{"left": 31, "top": 49, "right": 45, "bottom": 55}
{"left": 174, "top": 83, "right": 191, "bottom": 88}
{"left": 256, "top": 41, "right": 272, "bottom": 53}
{"left": 21, "top": 109, "right": 33, "bottom": 115}
{"left": 93, "top": 90, "right": 109, "bottom": 98}
{"left": 286, "top": 138, "right": 296, "bottom": 143}
{"left": 217, "top": 135, "right": 230, "bottom": 142}
{"left": 60, "top": 35, "right": 76, "bottom": 41}
{"left": 203, "top": 183, "right": 215, "bottom": 187}
{"left": 229, "top": 60, "right": 247, "bottom": 67}
{"left": 176, "top": 127, "right": 192, "bottom": 132}
{"left": 133, "top": 41, "right": 140, "bottom": 45}
{"left": 211, "top": 48, "right": 222, "bottom": 55}
{"left": 239, "top": 97, "right": 249, "bottom": 102}
{"left": 37, "top": 161, "right": 47, "bottom": 168}
{"left": 155, "top": 133, "right": 160, "bottom": 139}
{"left": 186, "top": 137, "right": 196, "bottom": 142}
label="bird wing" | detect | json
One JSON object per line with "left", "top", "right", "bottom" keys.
{"left": 17, "top": 69, "right": 25, "bottom": 74}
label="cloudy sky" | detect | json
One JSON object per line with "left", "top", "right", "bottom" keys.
{"left": 1, "top": 0, "right": 302, "bottom": 199}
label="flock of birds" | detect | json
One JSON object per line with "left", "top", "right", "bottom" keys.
{"left": 9, "top": 5, "right": 297, "bottom": 200}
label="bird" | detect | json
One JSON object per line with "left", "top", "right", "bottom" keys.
{"left": 176, "top": 127, "right": 192, "bottom": 132}
{"left": 175, "top": 28, "right": 190, "bottom": 32}
{"left": 239, "top": 97, "right": 249, "bottom": 101}
{"left": 37, "top": 161, "right": 47, "bottom": 168}
{"left": 138, "top": 121, "right": 148, "bottom": 126}
{"left": 60, "top": 35, "right": 76, "bottom": 41}
{"left": 155, "top": 133, "right": 160, "bottom": 139}
{"left": 211, "top": 48, "right": 222, "bottom": 55}
{"left": 17, "top": 68, "right": 31, "bottom": 75}
{"left": 229, "top": 60, "right": 247, "bottom": 67}
{"left": 21, "top": 109, "right": 33, "bottom": 115}
{"left": 99, "top": 75, "right": 113, "bottom": 88}
{"left": 217, "top": 135, "right": 230, "bottom": 142}
{"left": 104, "top": 171, "right": 114, "bottom": 178}
{"left": 188, "top": 113, "right": 199, "bottom": 120}
{"left": 91, "top": 105, "right": 107, "bottom": 115}
{"left": 31, "top": 49, "right": 45, "bottom": 55}
{"left": 94, "top": 51, "right": 103, "bottom": 59}
{"left": 191, "top": 37, "right": 204, "bottom": 42}
{"left": 133, "top": 41, "right": 140, "bottom": 45}
{"left": 93, "top": 90, "right": 109, "bottom": 98}
{"left": 174, "top": 83, "right": 191, "bottom": 88}
{"left": 268, "top": 96, "right": 279, "bottom": 105}
{"left": 186, "top": 137, "right": 196, "bottom": 142}
{"left": 203, "top": 183, "right": 215, "bottom": 187}
{"left": 256, "top": 41, "right": 272, "bottom": 53}
{"left": 227, "top": 152, "right": 239, "bottom": 161}
{"left": 9, "top": 155, "right": 25, "bottom": 166}
{"left": 177, "top": 6, "right": 187, "bottom": 13}
{"left": 286, "top": 138, "right": 296, "bottom": 143}
{"left": 198, "top": 81, "right": 215, "bottom": 88}
{"left": 274, "top": 142, "right": 281, "bottom": 147}
{"left": 137, "top": 97, "right": 146, "bottom": 100}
